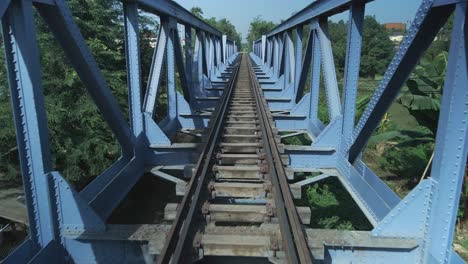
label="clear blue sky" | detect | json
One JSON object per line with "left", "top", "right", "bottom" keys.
{"left": 174, "top": 0, "right": 421, "bottom": 43}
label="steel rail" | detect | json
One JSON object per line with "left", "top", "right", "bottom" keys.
{"left": 157, "top": 55, "right": 241, "bottom": 264}
{"left": 246, "top": 57, "right": 313, "bottom": 263}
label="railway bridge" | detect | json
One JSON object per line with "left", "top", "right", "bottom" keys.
{"left": 0, "top": 0, "right": 467, "bottom": 263}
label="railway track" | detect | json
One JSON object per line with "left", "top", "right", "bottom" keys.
{"left": 158, "top": 54, "right": 312, "bottom": 263}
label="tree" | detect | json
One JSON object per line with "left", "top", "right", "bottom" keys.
{"left": 247, "top": 16, "right": 276, "bottom": 49}
{"left": 399, "top": 52, "right": 447, "bottom": 134}
{"left": 0, "top": 0, "right": 158, "bottom": 190}
{"left": 190, "top": 7, "right": 203, "bottom": 19}
{"left": 215, "top": 18, "right": 242, "bottom": 47}
{"left": 360, "top": 16, "right": 395, "bottom": 78}
{"left": 328, "top": 20, "right": 347, "bottom": 77}
{"left": 318, "top": 16, "right": 395, "bottom": 79}
{"left": 190, "top": 7, "right": 242, "bottom": 46}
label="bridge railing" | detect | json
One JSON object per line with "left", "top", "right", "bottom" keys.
{"left": 0, "top": 0, "right": 237, "bottom": 262}
{"left": 250, "top": 0, "right": 467, "bottom": 263}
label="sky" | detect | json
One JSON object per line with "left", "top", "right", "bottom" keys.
{"left": 174, "top": 0, "right": 422, "bottom": 43}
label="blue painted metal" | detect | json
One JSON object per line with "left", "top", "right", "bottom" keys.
{"left": 294, "top": 26, "right": 303, "bottom": 99}
{"left": 1, "top": 0, "right": 466, "bottom": 262}
{"left": 0, "top": 0, "right": 237, "bottom": 262}
{"left": 317, "top": 18, "right": 341, "bottom": 119}
{"left": 426, "top": 3, "right": 468, "bottom": 262}
{"left": 341, "top": 2, "right": 364, "bottom": 154}
{"left": 2, "top": 0, "right": 57, "bottom": 250}
{"left": 123, "top": 1, "right": 144, "bottom": 138}
{"left": 266, "top": 0, "right": 374, "bottom": 37}
{"left": 137, "top": 0, "right": 221, "bottom": 36}
{"left": 36, "top": 1, "right": 135, "bottom": 157}
{"left": 250, "top": 0, "right": 468, "bottom": 262}
{"left": 295, "top": 25, "right": 314, "bottom": 103}
{"left": 349, "top": 2, "right": 453, "bottom": 162}
{"left": 0, "top": 0, "right": 10, "bottom": 18}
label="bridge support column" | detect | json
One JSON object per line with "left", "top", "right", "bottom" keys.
{"left": 2, "top": 0, "right": 57, "bottom": 253}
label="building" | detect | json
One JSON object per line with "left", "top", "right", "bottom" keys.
{"left": 384, "top": 22, "right": 406, "bottom": 32}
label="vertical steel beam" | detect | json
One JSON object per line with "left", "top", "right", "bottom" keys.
{"left": 173, "top": 24, "right": 191, "bottom": 102}
{"left": 341, "top": 3, "right": 365, "bottom": 152}
{"left": 2, "top": 0, "right": 56, "bottom": 249}
{"left": 143, "top": 18, "right": 168, "bottom": 115}
{"left": 213, "top": 35, "right": 218, "bottom": 70}
{"left": 222, "top": 35, "right": 227, "bottom": 63}
{"left": 167, "top": 24, "right": 177, "bottom": 120}
{"left": 201, "top": 31, "right": 208, "bottom": 76}
{"left": 317, "top": 18, "right": 341, "bottom": 119}
{"left": 284, "top": 30, "right": 294, "bottom": 87}
{"left": 205, "top": 33, "right": 212, "bottom": 78}
{"left": 210, "top": 34, "right": 215, "bottom": 76}
{"left": 273, "top": 36, "right": 279, "bottom": 77}
{"left": 123, "top": 1, "right": 143, "bottom": 137}
{"left": 294, "top": 26, "right": 303, "bottom": 95}
{"left": 261, "top": 35, "right": 267, "bottom": 63}
{"left": 185, "top": 25, "right": 193, "bottom": 95}
{"left": 267, "top": 37, "right": 272, "bottom": 68}
{"left": 295, "top": 25, "right": 315, "bottom": 103}
{"left": 229, "top": 40, "right": 233, "bottom": 58}
{"left": 216, "top": 37, "right": 221, "bottom": 67}
{"left": 426, "top": 3, "right": 468, "bottom": 262}
{"left": 193, "top": 29, "right": 204, "bottom": 92}
{"left": 278, "top": 33, "right": 285, "bottom": 77}
{"left": 213, "top": 36, "right": 217, "bottom": 68}
{"left": 309, "top": 30, "right": 321, "bottom": 126}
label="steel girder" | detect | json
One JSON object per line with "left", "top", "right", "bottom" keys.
{"left": 250, "top": 0, "right": 467, "bottom": 263}
{"left": 0, "top": 0, "right": 238, "bottom": 263}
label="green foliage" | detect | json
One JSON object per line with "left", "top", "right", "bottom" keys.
{"left": 305, "top": 178, "right": 372, "bottom": 230}
{"left": 328, "top": 20, "right": 347, "bottom": 77}
{"left": 280, "top": 132, "right": 312, "bottom": 146}
{"left": 399, "top": 52, "right": 447, "bottom": 133}
{"left": 360, "top": 16, "right": 395, "bottom": 78}
{"left": 327, "top": 17, "right": 394, "bottom": 78}
{"left": 368, "top": 126, "right": 434, "bottom": 147}
{"left": 247, "top": 16, "right": 276, "bottom": 49}
{"left": 0, "top": 0, "right": 158, "bottom": 190}
{"left": 378, "top": 142, "right": 433, "bottom": 181}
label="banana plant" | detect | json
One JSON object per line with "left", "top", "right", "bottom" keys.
{"left": 398, "top": 51, "right": 447, "bottom": 133}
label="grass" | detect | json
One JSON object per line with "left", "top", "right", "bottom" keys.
{"left": 301, "top": 177, "right": 372, "bottom": 230}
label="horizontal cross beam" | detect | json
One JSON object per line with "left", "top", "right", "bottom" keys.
{"left": 136, "top": 0, "right": 222, "bottom": 36}
{"left": 267, "top": 0, "right": 374, "bottom": 37}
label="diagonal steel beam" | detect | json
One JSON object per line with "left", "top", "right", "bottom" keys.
{"left": 36, "top": 1, "right": 134, "bottom": 156}
{"left": 349, "top": 2, "right": 454, "bottom": 162}
{"left": 316, "top": 18, "right": 341, "bottom": 119}
{"left": 143, "top": 18, "right": 169, "bottom": 115}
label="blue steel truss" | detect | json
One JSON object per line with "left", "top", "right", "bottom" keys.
{"left": 251, "top": 0, "right": 467, "bottom": 263}
{"left": 0, "top": 0, "right": 237, "bottom": 263}
{"left": 1, "top": 0, "right": 467, "bottom": 262}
